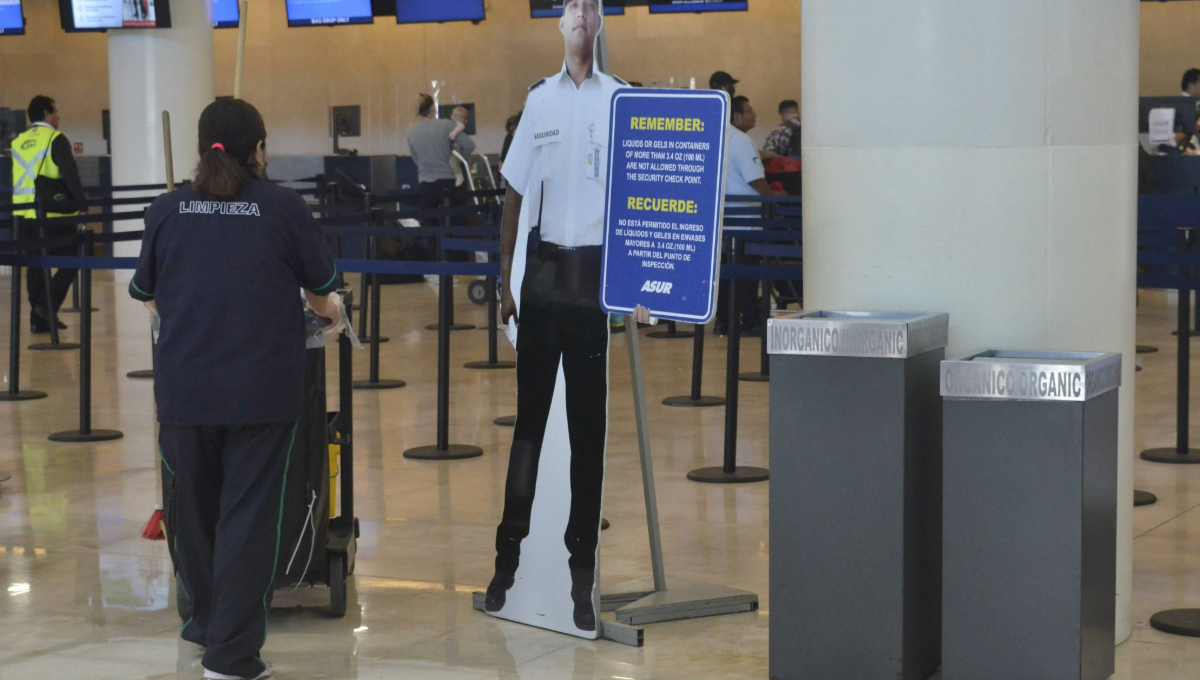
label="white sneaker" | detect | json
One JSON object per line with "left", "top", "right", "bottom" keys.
{"left": 202, "top": 662, "right": 273, "bottom": 680}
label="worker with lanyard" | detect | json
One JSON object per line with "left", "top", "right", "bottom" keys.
{"left": 485, "top": 0, "right": 650, "bottom": 633}
{"left": 10, "top": 95, "right": 87, "bottom": 333}
{"left": 128, "top": 98, "right": 340, "bottom": 680}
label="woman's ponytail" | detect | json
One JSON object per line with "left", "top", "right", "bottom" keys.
{"left": 192, "top": 98, "right": 268, "bottom": 201}
{"left": 194, "top": 145, "right": 249, "bottom": 201}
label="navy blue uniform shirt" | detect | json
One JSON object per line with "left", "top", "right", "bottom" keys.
{"left": 129, "top": 180, "right": 338, "bottom": 425}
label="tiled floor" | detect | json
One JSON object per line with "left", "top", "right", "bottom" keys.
{"left": 0, "top": 276, "right": 1199, "bottom": 679}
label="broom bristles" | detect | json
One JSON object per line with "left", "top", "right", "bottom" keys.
{"left": 141, "top": 507, "right": 165, "bottom": 541}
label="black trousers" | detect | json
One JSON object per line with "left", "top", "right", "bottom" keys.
{"left": 160, "top": 422, "right": 297, "bottom": 679}
{"left": 715, "top": 254, "right": 763, "bottom": 332}
{"left": 418, "top": 179, "right": 468, "bottom": 261}
{"left": 494, "top": 242, "right": 608, "bottom": 578}
{"left": 25, "top": 225, "right": 78, "bottom": 318}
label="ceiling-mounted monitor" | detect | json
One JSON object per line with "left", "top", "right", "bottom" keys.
{"left": 649, "top": 0, "right": 747, "bottom": 13}
{"left": 530, "top": 0, "right": 625, "bottom": 18}
{"left": 286, "top": 0, "right": 373, "bottom": 27}
{"left": 396, "top": 0, "right": 484, "bottom": 24}
{"left": 0, "top": 0, "right": 25, "bottom": 35}
{"left": 59, "top": 0, "right": 173, "bottom": 30}
{"left": 213, "top": 0, "right": 239, "bottom": 28}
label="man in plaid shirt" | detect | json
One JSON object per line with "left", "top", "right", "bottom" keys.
{"left": 764, "top": 99, "right": 802, "bottom": 157}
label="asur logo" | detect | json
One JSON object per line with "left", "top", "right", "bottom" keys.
{"left": 640, "top": 281, "right": 673, "bottom": 294}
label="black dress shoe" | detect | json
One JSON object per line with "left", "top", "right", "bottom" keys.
{"left": 484, "top": 572, "right": 515, "bottom": 613}
{"left": 570, "top": 568, "right": 596, "bottom": 632}
{"left": 30, "top": 312, "right": 67, "bottom": 332}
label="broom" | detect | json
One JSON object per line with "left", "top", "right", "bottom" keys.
{"left": 141, "top": 110, "right": 175, "bottom": 542}
{"left": 142, "top": 504, "right": 166, "bottom": 540}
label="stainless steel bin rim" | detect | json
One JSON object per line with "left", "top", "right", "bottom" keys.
{"left": 766, "top": 311, "right": 948, "bottom": 359}
{"left": 941, "top": 350, "right": 1122, "bottom": 402}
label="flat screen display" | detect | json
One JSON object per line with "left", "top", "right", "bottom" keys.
{"left": 649, "top": 0, "right": 747, "bottom": 12}
{"left": 61, "top": 0, "right": 172, "bottom": 29}
{"left": 212, "top": 0, "right": 238, "bottom": 28}
{"left": 0, "top": 0, "right": 25, "bottom": 35}
{"left": 530, "top": 0, "right": 624, "bottom": 18}
{"left": 396, "top": 0, "right": 484, "bottom": 23}
{"left": 285, "top": 0, "right": 373, "bottom": 27}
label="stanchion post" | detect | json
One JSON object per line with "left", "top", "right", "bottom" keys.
{"left": 723, "top": 238, "right": 741, "bottom": 472}
{"left": 28, "top": 215, "right": 80, "bottom": 352}
{"left": 425, "top": 197, "right": 475, "bottom": 332}
{"left": 464, "top": 251, "right": 515, "bottom": 370}
{"left": 50, "top": 227, "right": 122, "bottom": 443}
{"left": 352, "top": 227, "right": 405, "bottom": 391}
{"left": 688, "top": 234, "right": 768, "bottom": 483}
{"left": 662, "top": 318, "right": 725, "bottom": 407}
{"left": 404, "top": 244, "right": 483, "bottom": 460}
{"left": 739, "top": 274, "right": 772, "bottom": 382}
{"left": 1, "top": 218, "right": 47, "bottom": 401}
{"left": 1141, "top": 227, "right": 1200, "bottom": 464}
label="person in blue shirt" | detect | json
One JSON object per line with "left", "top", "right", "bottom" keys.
{"left": 129, "top": 98, "right": 339, "bottom": 680}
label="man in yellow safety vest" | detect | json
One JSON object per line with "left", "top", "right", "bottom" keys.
{"left": 10, "top": 95, "right": 86, "bottom": 333}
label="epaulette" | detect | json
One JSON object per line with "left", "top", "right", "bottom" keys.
{"left": 529, "top": 78, "right": 547, "bottom": 92}
{"left": 612, "top": 75, "right": 629, "bottom": 86}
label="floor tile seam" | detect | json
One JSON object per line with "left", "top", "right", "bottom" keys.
{"left": 1133, "top": 499, "right": 1200, "bottom": 540}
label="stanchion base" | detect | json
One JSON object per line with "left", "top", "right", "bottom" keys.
{"left": 0, "top": 391, "right": 48, "bottom": 402}
{"left": 494, "top": 415, "right": 516, "bottom": 427}
{"left": 662, "top": 395, "right": 726, "bottom": 408}
{"left": 28, "top": 342, "right": 80, "bottom": 351}
{"left": 464, "top": 360, "right": 516, "bottom": 370}
{"left": 358, "top": 336, "right": 390, "bottom": 344}
{"left": 1137, "top": 345, "right": 1159, "bottom": 354}
{"left": 1140, "top": 448, "right": 1200, "bottom": 464}
{"left": 352, "top": 379, "right": 406, "bottom": 391}
{"left": 49, "top": 429, "right": 124, "bottom": 443}
{"left": 60, "top": 307, "right": 98, "bottom": 314}
{"left": 738, "top": 372, "right": 769, "bottom": 383}
{"left": 687, "top": 466, "right": 769, "bottom": 484}
{"left": 127, "top": 370, "right": 155, "bottom": 380}
{"left": 601, "top": 577, "right": 759, "bottom": 626}
{"left": 1150, "top": 609, "right": 1200, "bottom": 637}
{"left": 646, "top": 330, "right": 695, "bottom": 340}
{"left": 1134, "top": 490, "right": 1158, "bottom": 507}
{"left": 601, "top": 518, "right": 610, "bottom": 531}
{"left": 403, "top": 444, "right": 484, "bottom": 461}
{"left": 425, "top": 323, "right": 476, "bottom": 332}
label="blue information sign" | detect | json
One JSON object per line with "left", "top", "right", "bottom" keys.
{"left": 601, "top": 89, "right": 729, "bottom": 324}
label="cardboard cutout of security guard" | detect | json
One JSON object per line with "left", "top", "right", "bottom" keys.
{"left": 486, "top": 0, "right": 645, "bottom": 639}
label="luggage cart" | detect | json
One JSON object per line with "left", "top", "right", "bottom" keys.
{"left": 171, "top": 290, "right": 359, "bottom": 619}
{"left": 453, "top": 151, "right": 504, "bottom": 306}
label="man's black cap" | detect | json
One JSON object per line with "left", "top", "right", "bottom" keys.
{"left": 709, "top": 71, "right": 739, "bottom": 89}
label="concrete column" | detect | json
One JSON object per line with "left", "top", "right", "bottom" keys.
{"left": 108, "top": 0, "right": 214, "bottom": 258}
{"left": 801, "top": 0, "right": 1138, "bottom": 642}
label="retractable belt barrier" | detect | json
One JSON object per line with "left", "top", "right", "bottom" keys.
{"left": 2, "top": 199, "right": 503, "bottom": 458}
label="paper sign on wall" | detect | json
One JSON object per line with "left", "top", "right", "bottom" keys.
{"left": 1149, "top": 108, "right": 1177, "bottom": 146}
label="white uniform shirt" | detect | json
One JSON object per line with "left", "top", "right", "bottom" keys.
{"left": 501, "top": 62, "right": 626, "bottom": 248}
{"left": 724, "top": 123, "right": 766, "bottom": 199}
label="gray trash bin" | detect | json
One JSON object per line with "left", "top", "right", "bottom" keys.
{"left": 941, "top": 350, "right": 1121, "bottom": 680}
{"left": 768, "top": 311, "right": 948, "bottom": 680}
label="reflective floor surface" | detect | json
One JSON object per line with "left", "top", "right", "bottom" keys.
{"left": 0, "top": 276, "right": 1198, "bottom": 679}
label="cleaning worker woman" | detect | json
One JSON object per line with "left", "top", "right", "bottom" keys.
{"left": 129, "top": 98, "right": 340, "bottom": 680}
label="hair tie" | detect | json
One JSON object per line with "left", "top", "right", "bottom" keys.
{"left": 211, "top": 143, "right": 225, "bottom": 152}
